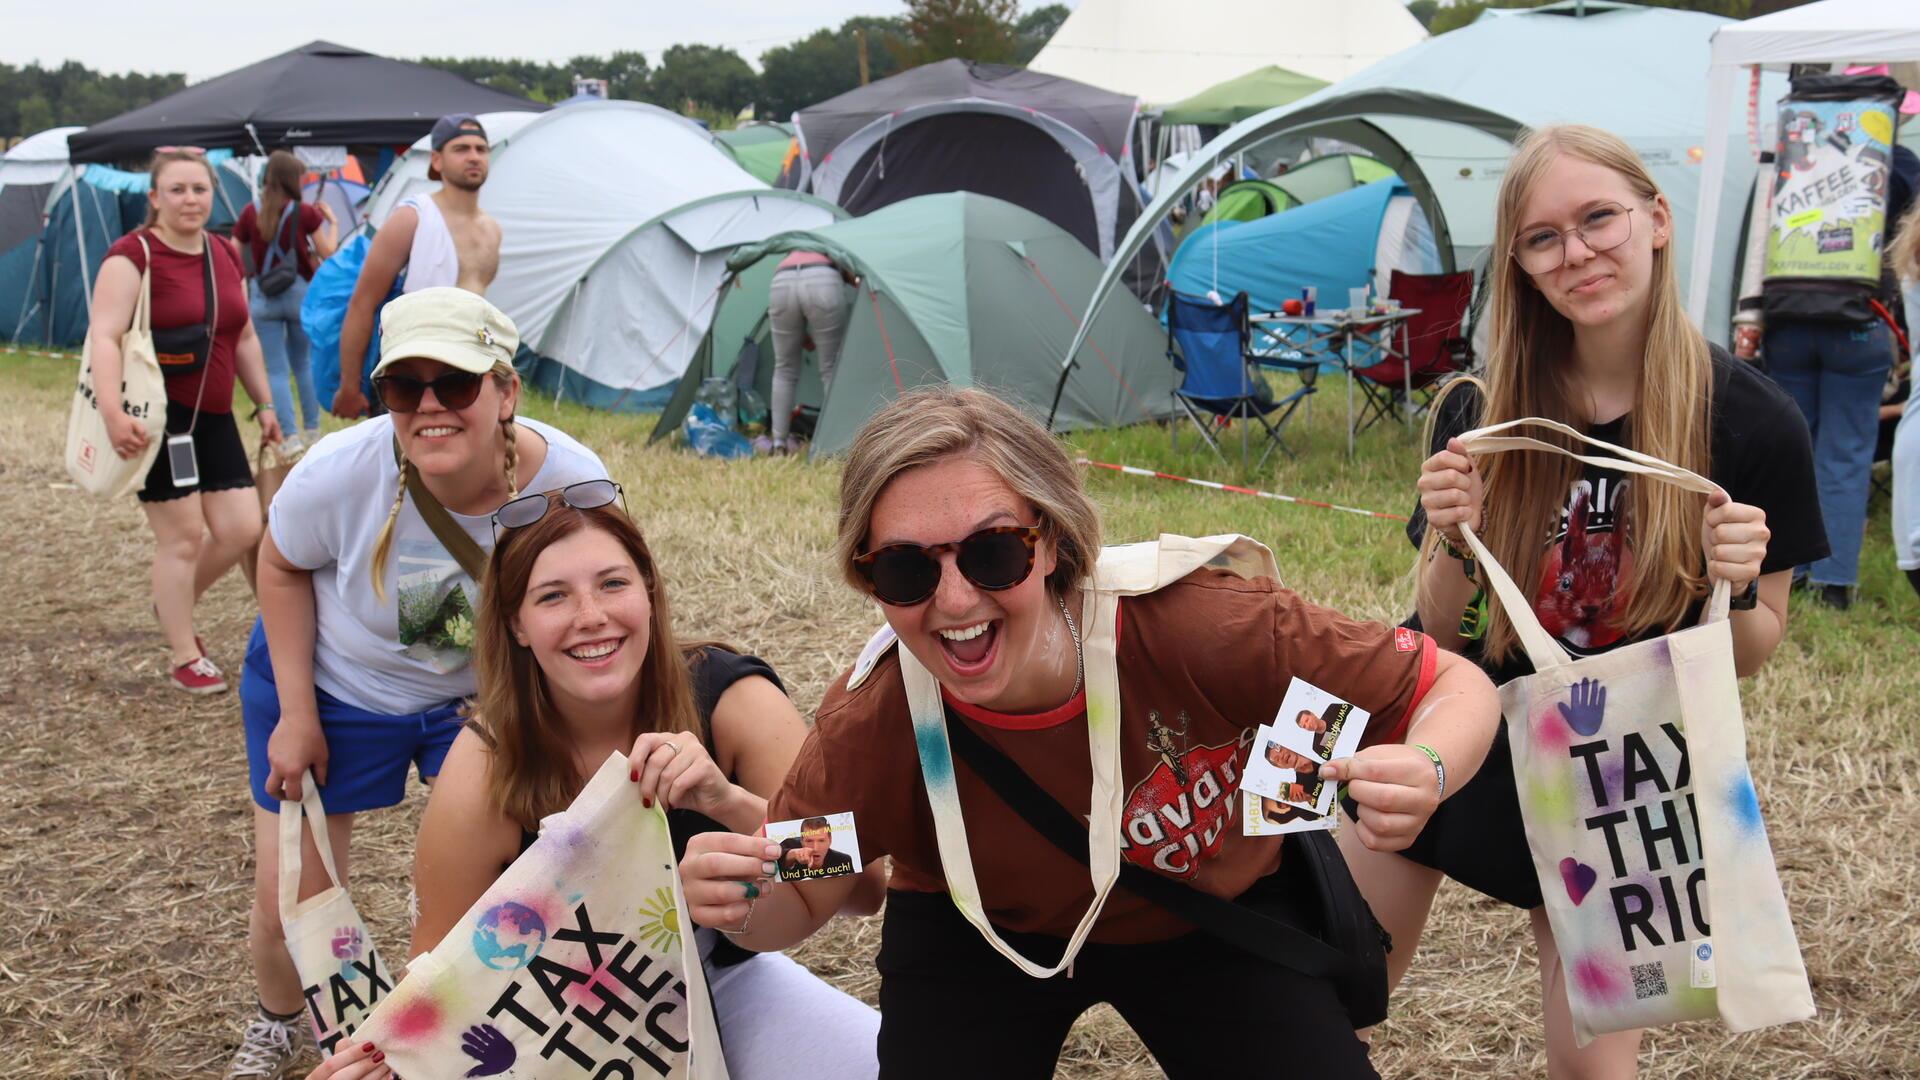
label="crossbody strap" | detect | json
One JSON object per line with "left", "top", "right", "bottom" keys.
{"left": 390, "top": 435, "right": 489, "bottom": 581}
{"left": 942, "top": 716, "right": 1357, "bottom": 983}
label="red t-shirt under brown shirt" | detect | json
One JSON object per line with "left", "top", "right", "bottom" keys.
{"left": 769, "top": 567, "right": 1438, "bottom": 944}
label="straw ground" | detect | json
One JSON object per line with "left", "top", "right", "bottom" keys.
{"left": 0, "top": 355, "right": 1915, "bottom": 1078}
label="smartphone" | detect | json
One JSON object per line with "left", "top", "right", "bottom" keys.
{"left": 166, "top": 434, "right": 199, "bottom": 488}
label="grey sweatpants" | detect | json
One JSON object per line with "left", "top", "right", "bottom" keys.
{"left": 768, "top": 265, "right": 852, "bottom": 443}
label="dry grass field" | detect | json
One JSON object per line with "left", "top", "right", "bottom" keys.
{"left": 0, "top": 353, "right": 1915, "bottom": 1078}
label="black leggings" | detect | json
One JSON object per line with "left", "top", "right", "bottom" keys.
{"left": 874, "top": 877, "right": 1377, "bottom": 1079}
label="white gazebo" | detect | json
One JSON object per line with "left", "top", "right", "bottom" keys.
{"left": 1687, "top": 0, "right": 1920, "bottom": 326}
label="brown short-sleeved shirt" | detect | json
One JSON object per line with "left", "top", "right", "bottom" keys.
{"left": 769, "top": 568, "right": 1438, "bottom": 943}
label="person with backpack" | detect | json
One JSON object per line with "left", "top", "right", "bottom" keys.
{"left": 677, "top": 385, "right": 1501, "bottom": 1077}
{"left": 1355, "top": 125, "right": 1824, "bottom": 1078}
{"left": 233, "top": 150, "right": 338, "bottom": 454}
{"left": 224, "top": 288, "right": 607, "bottom": 1079}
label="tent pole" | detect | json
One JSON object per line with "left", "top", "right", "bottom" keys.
{"left": 71, "top": 171, "right": 93, "bottom": 308}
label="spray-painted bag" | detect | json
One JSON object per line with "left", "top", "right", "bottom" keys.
{"left": 278, "top": 772, "right": 395, "bottom": 1057}
{"left": 1457, "top": 418, "right": 1814, "bottom": 1045}
{"left": 356, "top": 753, "right": 727, "bottom": 1079}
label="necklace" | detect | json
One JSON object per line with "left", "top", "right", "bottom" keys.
{"left": 1057, "top": 591, "right": 1084, "bottom": 700}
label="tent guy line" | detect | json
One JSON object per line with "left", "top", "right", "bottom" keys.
{"left": 1076, "top": 458, "right": 1409, "bottom": 523}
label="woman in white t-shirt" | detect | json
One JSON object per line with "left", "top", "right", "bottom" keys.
{"left": 224, "top": 288, "right": 609, "bottom": 1076}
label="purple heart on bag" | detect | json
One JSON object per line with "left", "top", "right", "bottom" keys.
{"left": 1560, "top": 857, "right": 1598, "bottom": 905}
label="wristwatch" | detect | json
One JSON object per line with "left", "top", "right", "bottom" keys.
{"left": 1729, "top": 579, "right": 1759, "bottom": 611}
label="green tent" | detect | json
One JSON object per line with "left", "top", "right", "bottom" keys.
{"left": 1202, "top": 153, "right": 1398, "bottom": 225}
{"left": 1156, "top": 66, "right": 1329, "bottom": 126}
{"left": 651, "top": 192, "right": 1175, "bottom": 458}
{"left": 714, "top": 121, "right": 796, "bottom": 185}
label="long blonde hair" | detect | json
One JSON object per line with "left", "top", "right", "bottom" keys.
{"left": 258, "top": 150, "right": 304, "bottom": 245}
{"left": 1892, "top": 196, "right": 1920, "bottom": 286}
{"left": 835, "top": 386, "right": 1101, "bottom": 597}
{"left": 468, "top": 504, "right": 704, "bottom": 830}
{"left": 1421, "top": 125, "right": 1713, "bottom": 664}
{"left": 370, "top": 362, "right": 521, "bottom": 603}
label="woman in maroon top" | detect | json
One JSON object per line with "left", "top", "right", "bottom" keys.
{"left": 88, "top": 149, "right": 282, "bottom": 695}
{"left": 233, "top": 150, "right": 337, "bottom": 452}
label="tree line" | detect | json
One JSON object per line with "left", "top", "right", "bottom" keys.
{"left": 1, "top": 62, "right": 186, "bottom": 147}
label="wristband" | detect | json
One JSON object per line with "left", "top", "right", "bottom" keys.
{"left": 251, "top": 404, "right": 275, "bottom": 420}
{"left": 1412, "top": 743, "right": 1447, "bottom": 800}
{"left": 1728, "top": 579, "right": 1759, "bottom": 611}
{"left": 1437, "top": 535, "right": 1478, "bottom": 584}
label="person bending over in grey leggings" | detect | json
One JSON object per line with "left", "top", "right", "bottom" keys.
{"left": 768, "top": 251, "right": 855, "bottom": 453}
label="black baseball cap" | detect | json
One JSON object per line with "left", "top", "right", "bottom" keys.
{"left": 427, "top": 114, "right": 487, "bottom": 180}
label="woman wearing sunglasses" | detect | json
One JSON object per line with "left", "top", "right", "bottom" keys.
{"left": 409, "top": 482, "right": 882, "bottom": 1079}
{"left": 1349, "top": 125, "right": 1825, "bottom": 1078}
{"left": 226, "top": 288, "right": 609, "bottom": 1077}
{"left": 679, "top": 386, "right": 1500, "bottom": 1078}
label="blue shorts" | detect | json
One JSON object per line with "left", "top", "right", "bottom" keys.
{"left": 240, "top": 619, "right": 464, "bottom": 813}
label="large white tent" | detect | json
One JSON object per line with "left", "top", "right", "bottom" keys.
{"left": 1687, "top": 0, "right": 1920, "bottom": 326}
{"left": 1026, "top": 0, "right": 1427, "bottom": 103}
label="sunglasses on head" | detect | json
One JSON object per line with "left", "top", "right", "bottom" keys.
{"left": 374, "top": 370, "right": 487, "bottom": 413}
{"left": 492, "top": 479, "right": 626, "bottom": 541}
{"left": 851, "top": 524, "right": 1042, "bottom": 607}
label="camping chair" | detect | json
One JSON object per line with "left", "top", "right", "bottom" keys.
{"left": 1165, "top": 290, "right": 1316, "bottom": 469}
{"left": 1350, "top": 270, "right": 1475, "bottom": 433}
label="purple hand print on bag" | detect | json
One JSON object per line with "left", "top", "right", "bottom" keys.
{"left": 461, "top": 1023, "right": 516, "bottom": 1077}
{"left": 1557, "top": 677, "right": 1608, "bottom": 737}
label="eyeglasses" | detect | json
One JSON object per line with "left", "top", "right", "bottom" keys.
{"left": 373, "top": 370, "right": 486, "bottom": 413}
{"left": 851, "top": 525, "right": 1042, "bottom": 607}
{"left": 491, "top": 480, "right": 626, "bottom": 541}
{"left": 1511, "top": 202, "right": 1635, "bottom": 275}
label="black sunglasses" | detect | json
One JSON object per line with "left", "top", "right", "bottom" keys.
{"left": 373, "top": 370, "right": 487, "bottom": 413}
{"left": 491, "top": 480, "right": 626, "bottom": 541}
{"left": 851, "top": 524, "right": 1042, "bottom": 607}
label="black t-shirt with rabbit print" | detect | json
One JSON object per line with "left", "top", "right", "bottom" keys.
{"left": 1408, "top": 346, "right": 1828, "bottom": 684}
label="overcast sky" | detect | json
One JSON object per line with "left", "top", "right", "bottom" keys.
{"left": 2, "top": 1, "right": 954, "bottom": 81}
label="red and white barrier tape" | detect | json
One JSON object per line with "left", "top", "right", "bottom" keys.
{"left": 1077, "top": 459, "right": 1409, "bottom": 523}
{"left": 2, "top": 345, "right": 82, "bottom": 361}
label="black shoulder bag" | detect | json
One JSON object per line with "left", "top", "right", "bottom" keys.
{"left": 943, "top": 716, "right": 1390, "bottom": 1028}
{"left": 256, "top": 203, "right": 300, "bottom": 298}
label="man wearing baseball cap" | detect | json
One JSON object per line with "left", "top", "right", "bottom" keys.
{"left": 334, "top": 113, "right": 503, "bottom": 418}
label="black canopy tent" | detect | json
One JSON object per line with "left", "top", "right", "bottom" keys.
{"left": 68, "top": 42, "right": 542, "bottom": 163}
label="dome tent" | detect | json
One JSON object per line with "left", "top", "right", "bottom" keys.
{"left": 0, "top": 128, "right": 148, "bottom": 347}
{"left": 1201, "top": 153, "right": 1399, "bottom": 224}
{"left": 780, "top": 59, "right": 1146, "bottom": 266}
{"left": 651, "top": 193, "right": 1174, "bottom": 458}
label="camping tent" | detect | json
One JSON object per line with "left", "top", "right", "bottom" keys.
{"left": 715, "top": 122, "right": 796, "bottom": 185}
{"left": 1027, "top": 0, "right": 1427, "bottom": 101}
{"left": 0, "top": 128, "right": 153, "bottom": 347}
{"left": 69, "top": 41, "right": 542, "bottom": 162}
{"left": 780, "top": 59, "right": 1144, "bottom": 264}
{"left": 1687, "top": 0, "right": 1920, "bottom": 325}
{"left": 358, "top": 110, "right": 540, "bottom": 228}
{"left": 303, "top": 174, "right": 371, "bottom": 233}
{"left": 651, "top": 192, "right": 1174, "bottom": 458}
{"left": 1157, "top": 66, "right": 1331, "bottom": 127}
{"left": 524, "top": 188, "right": 844, "bottom": 409}
{"left": 1201, "top": 153, "right": 1399, "bottom": 224}
{"left": 1067, "top": 1, "right": 1784, "bottom": 365}
{"left": 1171, "top": 180, "right": 1442, "bottom": 315}
{"left": 478, "top": 101, "right": 765, "bottom": 357}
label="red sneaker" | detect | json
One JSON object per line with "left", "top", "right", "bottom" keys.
{"left": 170, "top": 656, "right": 229, "bottom": 695}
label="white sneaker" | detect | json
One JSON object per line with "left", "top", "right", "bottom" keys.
{"left": 226, "top": 1009, "right": 305, "bottom": 1078}
{"left": 277, "top": 432, "right": 305, "bottom": 458}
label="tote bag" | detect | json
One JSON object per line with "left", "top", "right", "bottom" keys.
{"left": 1455, "top": 418, "right": 1814, "bottom": 1046}
{"left": 278, "top": 771, "right": 395, "bottom": 1057}
{"left": 239, "top": 443, "right": 295, "bottom": 595}
{"left": 355, "top": 753, "right": 728, "bottom": 1079}
{"left": 896, "top": 533, "right": 1279, "bottom": 978}
{"left": 65, "top": 236, "right": 164, "bottom": 498}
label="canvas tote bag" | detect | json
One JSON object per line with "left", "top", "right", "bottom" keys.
{"left": 356, "top": 753, "right": 728, "bottom": 1079}
{"left": 1455, "top": 417, "right": 1814, "bottom": 1046}
{"left": 65, "top": 235, "right": 165, "bottom": 497}
{"left": 278, "top": 770, "right": 395, "bottom": 1057}
{"left": 897, "top": 533, "right": 1279, "bottom": 977}
{"left": 240, "top": 443, "right": 295, "bottom": 595}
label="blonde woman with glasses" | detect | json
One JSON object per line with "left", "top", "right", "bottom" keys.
{"left": 1341, "top": 124, "right": 1825, "bottom": 1077}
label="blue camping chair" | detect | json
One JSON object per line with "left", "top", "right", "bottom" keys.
{"left": 1166, "top": 290, "right": 1317, "bottom": 468}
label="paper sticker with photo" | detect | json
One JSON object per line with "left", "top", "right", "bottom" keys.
{"left": 767, "top": 812, "right": 863, "bottom": 883}
{"left": 1241, "top": 789, "right": 1337, "bottom": 836}
{"left": 1241, "top": 678, "right": 1371, "bottom": 814}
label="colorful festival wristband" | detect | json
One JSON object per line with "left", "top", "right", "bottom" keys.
{"left": 1413, "top": 743, "right": 1447, "bottom": 800}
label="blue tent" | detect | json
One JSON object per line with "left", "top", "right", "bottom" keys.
{"left": 0, "top": 177, "right": 144, "bottom": 347}
{"left": 1167, "top": 180, "right": 1441, "bottom": 322}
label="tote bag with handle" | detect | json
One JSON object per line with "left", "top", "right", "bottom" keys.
{"left": 66, "top": 235, "right": 165, "bottom": 497}
{"left": 896, "top": 533, "right": 1278, "bottom": 978}
{"left": 1455, "top": 417, "right": 1814, "bottom": 1046}
{"left": 355, "top": 752, "right": 728, "bottom": 1079}
{"left": 278, "top": 770, "right": 395, "bottom": 1057}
